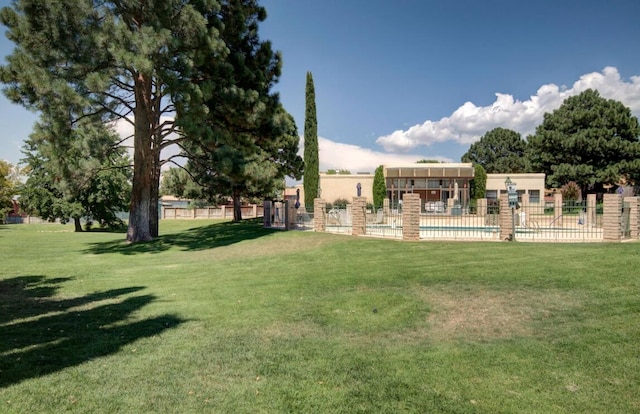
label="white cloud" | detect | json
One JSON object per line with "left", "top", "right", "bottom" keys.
{"left": 300, "top": 136, "right": 448, "bottom": 174}
{"left": 376, "top": 66, "right": 640, "bottom": 152}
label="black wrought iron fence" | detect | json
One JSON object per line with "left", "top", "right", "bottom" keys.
{"left": 516, "top": 201, "right": 602, "bottom": 242}
{"left": 420, "top": 202, "right": 499, "bottom": 240}
{"left": 365, "top": 205, "right": 402, "bottom": 238}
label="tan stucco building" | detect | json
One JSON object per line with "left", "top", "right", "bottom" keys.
{"left": 289, "top": 164, "right": 546, "bottom": 208}
{"left": 485, "top": 173, "right": 546, "bottom": 204}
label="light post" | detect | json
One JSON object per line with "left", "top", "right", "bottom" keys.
{"left": 505, "top": 177, "right": 517, "bottom": 241}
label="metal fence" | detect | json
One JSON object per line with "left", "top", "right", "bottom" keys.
{"left": 419, "top": 205, "right": 500, "bottom": 241}
{"left": 514, "top": 201, "right": 603, "bottom": 242}
{"left": 320, "top": 201, "right": 605, "bottom": 242}
{"left": 365, "top": 207, "right": 403, "bottom": 238}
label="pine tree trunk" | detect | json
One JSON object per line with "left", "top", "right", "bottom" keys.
{"left": 73, "top": 217, "right": 83, "bottom": 232}
{"left": 233, "top": 189, "right": 242, "bottom": 221}
{"left": 149, "top": 142, "right": 160, "bottom": 238}
{"left": 126, "top": 72, "right": 153, "bottom": 243}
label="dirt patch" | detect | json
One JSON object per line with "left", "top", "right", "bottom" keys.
{"left": 416, "top": 286, "right": 578, "bottom": 342}
{"left": 259, "top": 321, "right": 320, "bottom": 342}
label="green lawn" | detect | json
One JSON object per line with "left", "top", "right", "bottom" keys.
{"left": 1, "top": 220, "right": 639, "bottom": 413}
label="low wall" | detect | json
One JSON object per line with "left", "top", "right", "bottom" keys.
{"left": 162, "top": 205, "right": 263, "bottom": 219}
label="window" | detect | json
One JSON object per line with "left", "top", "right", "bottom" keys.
{"left": 486, "top": 190, "right": 498, "bottom": 200}
{"left": 529, "top": 190, "right": 540, "bottom": 203}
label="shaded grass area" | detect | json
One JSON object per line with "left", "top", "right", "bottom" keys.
{"left": 84, "top": 218, "right": 273, "bottom": 254}
{"left": 1, "top": 220, "right": 639, "bottom": 413}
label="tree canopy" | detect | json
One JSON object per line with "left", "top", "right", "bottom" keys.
{"left": 176, "top": 1, "right": 302, "bottom": 220}
{"left": 19, "top": 116, "right": 131, "bottom": 231}
{"left": 527, "top": 89, "right": 640, "bottom": 192}
{"left": 461, "top": 127, "right": 529, "bottom": 173}
{"left": 1, "top": 0, "right": 298, "bottom": 239}
{"left": 0, "top": 160, "right": 21, "bottom": 222}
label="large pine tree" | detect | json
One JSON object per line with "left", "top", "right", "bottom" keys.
{"left": 177, "top": 0, "right": 303, "bottom": 221}
{"left": 0, "top": 0, "right": 288, "bottom": 242}
{"left": 528, "top": 89, "right": 640, "bottom": 193}
{"left": 303, "top": 71, "right": 319, "bottom": 210}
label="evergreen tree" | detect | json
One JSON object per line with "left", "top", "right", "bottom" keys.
{"left": 461, "top": 127, "right": 529, "bottom": 173}
{"left": 372, "top": 165, "right": 386, "bottom": 209}
{"left": 0, "top": 0, "right": 226, "bottom": 242}
{"left": 469, "top": 164, "right": 487, "bottom": 200}
{"left": 528, "top": 89, "right": 640, "bottom": 192}
{"left": 303, "top": 71, "right": 319, "bottom": 211}
{"left": 177, "top": 0, "right": 302, "bottom": 221}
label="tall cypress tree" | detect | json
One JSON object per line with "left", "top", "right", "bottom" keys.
{"left": 303, "top": 71, "right": 319, "bottom": 210}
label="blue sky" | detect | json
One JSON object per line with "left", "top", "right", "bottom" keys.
{"left": 2, "top": 0, "right": 640, "bottom": 173}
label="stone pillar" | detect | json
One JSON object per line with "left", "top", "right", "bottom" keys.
{"left": 402, "top": 193, "right": 421, "bottom": 241}
{"left": 553, "top": 193, "right": 563, "bottom": 227}
{"left": 351, "top": 197, "right": 367, "bottom": 236}
{"left": 626, "top": 196, "right": 639, "bottom": 239}
{"left": 587, "top": 194, "right": 596, "bottom": 228}
{"left": 603, "top": 194, "right": 622, "bottom": 241}
{"left": 520, "top": 193, "right": 529, "bottom": 227}
{"left": 313, "top": 198, "right": 326, "bottom": 232}
{"left": 263, "top": 201, "right": 272, "bottom": 227}
{"left": 499, "top": 193, "right": 513, "bottom": 241}
{"left": 476, "top": 198, "right": 487, "bottom": 218}
{"left": 284, "top": 200, "right": 297, "bottom": 230}
{"left": 383, "top": 198, "right": 390, "bottom": 217}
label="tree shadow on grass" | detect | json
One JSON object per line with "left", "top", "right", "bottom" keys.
{"left": 84, "top": 218, "right": 278, "bottom": 255}
{"left": 0, "top": 276, "right": 184, "bottom": 388}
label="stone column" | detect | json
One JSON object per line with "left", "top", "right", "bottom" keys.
{"left": 402, "top": 193, "right": 421, "bottom": 241}
{"left": 313, "top": 198, "right": 326, "bottom": 232}
{"left": 553, "top": 193, "right": 563, "bottom": 227}
{"left": 476, "top": 198, "right": 487, "bottom": 218}
{"left": 603, "top": 194, "right": 622, "bottom": 241}
{"left": 587, "top": 194, "right": 596, "bottom": 228}
{"left": 351, "top": 197, "right": 367, "bottom": 236}
{"left": 499, "top": 193, "right": 512, "bottom": 241}
{"left": 263, "top": 200, "right": 272, "bottom": 227}
{"left": 520, "top": 193, "right": 529, "bottom": 227}
{"left": 284, "top": 200, "right": 297, "bottom": 230}
{"left": 626, "top": 196, "right": 639, "bottom": 239}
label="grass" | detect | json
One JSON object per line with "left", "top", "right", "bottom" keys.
{"left": 1, "top": 219, "right": 639, "bottom": 413}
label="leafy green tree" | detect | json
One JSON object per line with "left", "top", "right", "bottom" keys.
{"left": 0, "top": 0, "right": 226, "bottom": 242}
{"left": 416, "top": 159, "right": 441, "bottom": 163}
{"left": 528, "top": 89, "right": 640, "bottom": 192}
{"left": 303, "top": 71, "right": 319, "bottom": 211}
{"left": 469, "top": 164, "right": 487, "bottom": 200}
{"left": 0, "top": 160, "right": 21, "bottom": 222}
{"left": 372, "top": 165, "right": 386, "bottom": 209}
{"left": 462, "top": 127, "right": 529, "bottom": 173}
{"left": 19, "top": 117, "right": 131, "bottom": 231}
